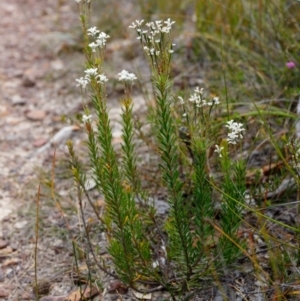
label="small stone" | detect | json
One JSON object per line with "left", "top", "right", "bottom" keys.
{"left": 108, "top": 281, "right": 128, "bottom": 294}
{"left": 32, "top": 279, "right": 52, "bottom": 296}
{"left": 0, "top": 286, "right": 9, "bottom": 298}
{"left": 25, "top": 110, "right": 46, "bottom": 121}
{"left": 0, "top": 239, "right": 8, "bottom": 249}
{"left": 22, "top": 76, "right": 36, "bottom": 87}
{"left": 11, "top": 95, "right": 26, "bottom": 105}
{"left": 14, "top": 220, "right": 28, "bottom": 229}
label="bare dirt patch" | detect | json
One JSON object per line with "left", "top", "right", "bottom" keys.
{"left": 0, "top": 1, "right": 86, "bottom": 299}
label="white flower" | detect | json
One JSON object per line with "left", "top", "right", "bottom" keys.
{"left": 82, "top": 114, "right": 92, "bottom": 124}
{"left": 194, "top": 87, "right": 203, "bottom": 95}
{"left": 189, "top": 93, "right": 200, "bottom": 103}
{"left": 88, "top": 42, "right": 98, "bottom": 52}
{"left": 76, "top": 77, "right": 89, "bottom": 89}
{"left": 149, "top": 48, "right": 155, "bottom": 56}
{"left": 96, "top": 74, "right": 108, "bottom": 84}
{"left": 214, "top": 145, "right": 224, "bottom": 157}
{"left": 213, "top": 97, "right": 220, "bottom": 105}
{"left": 87, "top": 27, "right": 100, "bottom": 37}
{"left": 129, "top": 20, "right": 144, "bottom": 29}
{"left": 95, "top": 32, "right": 110, "bottom": 48}
{"left": 196, "top": 99, "right": 207, "bottom": 107}
{"left": 164, "top": 18, "right": 175, "bottom": 28}
{"left": 225, "top": 120, "right": 244, "bottom": 134}
{"left": 227, "top": 132, "right": 239, "bottom": 145}
{"left": 225, "top": 120, "right": 245, "bottom": 144}
{"left": 84, "top": 68, "right": 98, "bottom": 78}
{"left": 146, "top": 22, "right": 154, "bottom": 28}
{"left": 118, "top": 70, "right": 137, "bottom": 82}
{"left": 161, "top": 26, "right": 171, "bottom": 33}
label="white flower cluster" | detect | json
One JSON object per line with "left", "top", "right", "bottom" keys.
{"left": 76, "top": 67, "right": 108, "bottom": 89}
{"left": 118, "top": 70, "right": 137, "bottom": 82}
{"left": 129, "top": 19, "right": 175, "bottom": 35}
{"left": 129, "top": 19, "right": 176, "bottom": 57}
{"left": 188, "top": 87, "right": 219, "bottom": 107}
{"left": 225, "top": 120, "right": 245, "bottom": 145}
{"left": 86, "top": 26, "right": 110, "bottom": 52}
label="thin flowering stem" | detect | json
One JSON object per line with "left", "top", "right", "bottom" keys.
{"left": 129, "top": 19, "right": 194, "bottom": 276}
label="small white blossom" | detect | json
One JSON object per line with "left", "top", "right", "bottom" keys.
{"left": 96, "top": 74, "right": 108, "bottom": 84}
{"left": 189, "top": 93, "right": 199, "bottom": 103}
{"left": 95, "top": 32, "right": 110, "bottom": 48}
{"left": 146, "top": 22, "right": 154, "bottom": 28}
{"left": 82, "top": 114, "right": 92, "bottom": 124}
{"left": 129, "top": 20, "right": 144, "bottom": 29}
{"left": 227, "top": 132, "right": 240, "bottom": 145}
{"left": 149, "top": 48, "right": 155, "bottom": 56}
{"left": 225, "top": 120, "right": 244, "bottom": 134}
{"left": 84, "top": 68, "right": 98, "bottom": 78}
{"left": 213, "top": 97, "right": 220, "bottom": 105}
{"left": 88, "top": 42, "right": 98, "bottom": 52}
{"left": 194, "top": 87, "right": 203, "bottom": 94}
{"left": 164, "top": 18, "right": 175, "bottom": 28}
{"left": 214, "top": 145, "right": 224, "bottom": 158}
{"left": 196, "top": 99, "right": 207, "bottom": 107}
{"left": 161, "top": 26, "right": 171, "bottom": 33}
{"left": 76, "top": 77, "right": 89, "bottom": 89}
{"left": 87, "top": 27, "right": 100, "bottom": 37}
{"left": 118, "top": 70, "right": 137, "bottom": 82}
{"left": 225, "top": 120, "right": 245, "bottom": 144}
